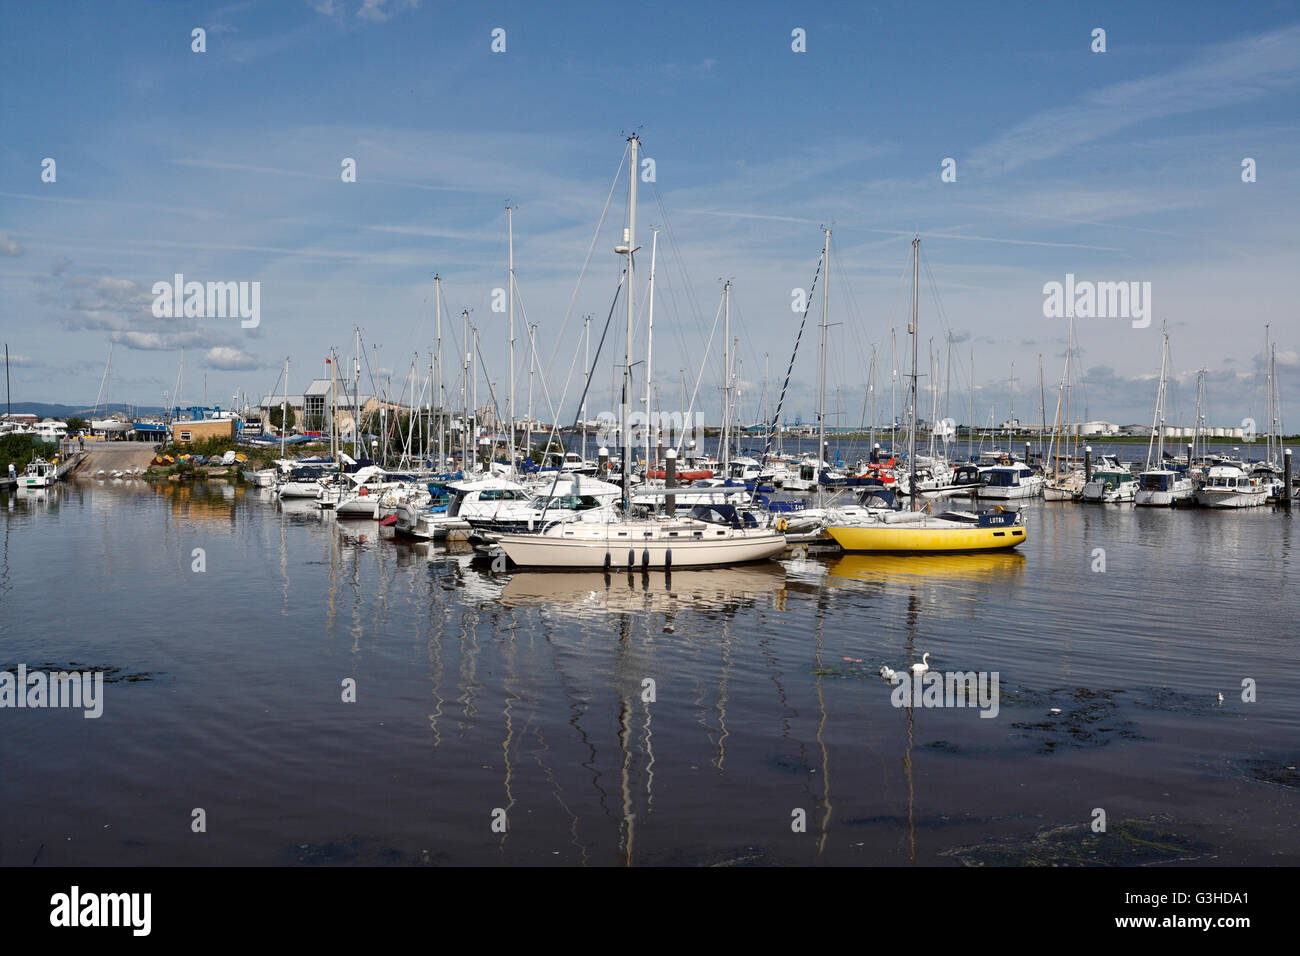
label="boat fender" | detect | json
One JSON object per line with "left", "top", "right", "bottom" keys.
{"left": 642, "top": 548, "right": 650, "bottom": 569}
{"left": 665, "top": 548, "right": 671, "bottom": 569}
{"left": 628, "top": 549, "right": 635, "bottom": 569}
{"left": 603, "top": 552, "right": 612, "bottom": 572}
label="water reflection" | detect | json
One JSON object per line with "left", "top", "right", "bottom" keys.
{"left": 498, "top": 564, "right": 788, "bottom": 621}
{"left": 828, "top": 551, "right": 1027, "bottom": 585}
{"left": 5, "top": 479, "right": 1295, "bottom": 867}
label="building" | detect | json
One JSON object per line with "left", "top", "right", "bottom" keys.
{"left": 172, "top": 418, "right": 236, "bottom": 444}
{"left": 1075, "top": 421, "right": 1119, "bottom": 437}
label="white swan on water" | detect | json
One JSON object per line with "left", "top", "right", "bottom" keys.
{"left": 911, "top": 652, "right": 931, "bottom": 676}
{"left": 879, "top": 665, "right": 897, "bottom": 682}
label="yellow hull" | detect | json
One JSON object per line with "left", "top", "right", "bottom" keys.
{"left": 826, "top": 522, "right": 1027, "bottom": 552}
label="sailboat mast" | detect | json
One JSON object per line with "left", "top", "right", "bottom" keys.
{"left": 1037, "top": 355, "right": 1045, "bottom": 460}
{"left": 889, "top": 328, "right": 898, "bottom": 453}
{"left": 526, "top": 323, "right": 535, "bottom": 462}
{"left": 582, "top": 315, "right": 590, "bottom": 462}
{"left": 619, "top": 134, "right": 640, "bottom": 510}
{"left": 461, "top": 310, "right": 470, "bottom": 468}
{"left": 818, "top": 227, "right": 831, "bottom": 502}
{"left": 969, "top": 349, "right": 974, "bottom": 460}
{"left": 722, "top": 279, "right": 731, "bottom": 473}
{"left": 435, "top": 275, "right": 444, "bottom": 468}
{"left": 1265, "top": 324, "right": 1274, "bottom": 465}
{"left": 351, "top": 330, "right": 359, "bottom": 459}
{"left": 645, "top": 228, "right": 658, "bottom": 474}
{"left": 908, "top": 236, "right": 919, "bottom": 511}
{"left": 506, "top": 204, "right": 517, "bottom": 474}
{"left": 281, "top": 356, "right": 288, "bottom": 460}
{"left": 869, "top": 345, "right": 877, "bottom": 453}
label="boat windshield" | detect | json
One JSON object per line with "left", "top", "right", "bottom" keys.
{"left": 531, "top": 494, "right": 602, "bottom": 511}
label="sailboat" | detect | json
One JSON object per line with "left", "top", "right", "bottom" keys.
{"left": 1134, "top": 324, "right": 1194, "bottom": 506}
{"left": 1043, "top": 316, "right": 1085, "bottom": 501}
{"left": 827, "top": 238, "right": 1028, "bottom": 553}
{"left": 90, "top": 342, "right": 132, "bottom": 436}
{"left": 495, "top": 135, "right": 787, "bottom": 569}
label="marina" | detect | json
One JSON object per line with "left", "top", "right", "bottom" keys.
{"left": 2, "top": 1, "right": 1297, "bottom": 897}
{"left": 2, "top": 475, "right": 1296, "bottom": 867}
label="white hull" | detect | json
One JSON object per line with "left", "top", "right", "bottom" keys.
{"left": 1133, "top": 482, "right": 1194, "bottom": 507}
{"left": 277, "top": 481, "right": 322, "bottom": 498}
{"left": 1042, "top": 484, "right": 1076, "bottom": 501}
{"left": 336, "top": 496, "right": 380, "bottom": 518}
{"left": 1193, "top": 488, "right": 1268, "bottom": 508}
{"left": 497, "top": 522, "right": 786, "bottom": 569}
{"left": 977, "top": 480, "right": 1043, "bottom": 500}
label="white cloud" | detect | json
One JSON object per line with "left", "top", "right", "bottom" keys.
{"left": 0, "top": 233, "right": 24, "bottom": 256}
{"left": 204, "top": 347, "right": 261, "bottom": 370}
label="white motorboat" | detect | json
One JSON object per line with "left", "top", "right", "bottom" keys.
{"left": 977, "top": 462, "right": 1044, "bottom": 499}
{"left": 465, "top": 474, "right": 623, "bottom": 537}
{"left": 19, "top": 458, "right": 57, "bottom": 488}
{"left": 394, "top": 475, "right": 530, "bottom": 540}
{"left": 1134, "top": 469, "right": 1194, "bottom": 506}
{"left": 1081, "top": 468, "right": 1137, "bottom": 503}
{"left": 1193, "top": 464, "right": 1269, "bottom": 508}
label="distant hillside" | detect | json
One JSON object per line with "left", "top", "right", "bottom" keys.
{"left": 3, "top": 402, "right": 165, "bottom": 419}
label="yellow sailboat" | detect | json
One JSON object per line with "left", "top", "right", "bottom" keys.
{"left": 826, "top": 509, "right": 1027, "bottom": 552}
{"left": 828, "top": 237, "right": 1029, "bottom": 555}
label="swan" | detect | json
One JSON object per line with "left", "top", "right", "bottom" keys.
{"left": 879, "top": 665, "right": 897, "bottom": 682}
{"left": 910, "top": 652, "right": 930, "bottom": 676}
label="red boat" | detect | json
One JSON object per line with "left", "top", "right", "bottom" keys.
{"left": 644, "top": 468, "right": 714, "bottom": 481}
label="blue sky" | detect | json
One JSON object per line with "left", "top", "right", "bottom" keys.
{"left": 1, "top": 0, "right": 1297, "bottom": 431}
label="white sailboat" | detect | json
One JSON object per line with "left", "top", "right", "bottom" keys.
{"left": 1135, "top": 324, "right": 1193, "bottom": 506}
{"left": 496, "top": 135, "right": 786, "bottom": 569}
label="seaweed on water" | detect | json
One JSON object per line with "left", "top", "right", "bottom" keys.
{"left": 3, "top": 663, "right": 160, "bottom": 683}
{"left": 1229, "top": 756, "right": 1300, "bottom": 790}
{"left": 942, "top": 814, "right": 1215, "bottom": 866}
{"left": 290, "top": 837, "right": 439, "bottom": 866}
{"left": 1003, "top": 686, "right": 1145, "bottom": 752}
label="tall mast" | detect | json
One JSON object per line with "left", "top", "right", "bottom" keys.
{"left": 435, "top": 275, "right": 444, "bottom": 468}
{"left": 471, "top": 323, "right": 478, "bottom": 466}
{"left": 817, "top": 227, "right": 831, "bottom": 504}
{"left": 908, "top": 237, "right": 920, "bottom": 511}
{"left": 353, "top": 329, "right": 360, "bottom": 460}
{"left": 582, "top": 315, "right": 590, "bottom": 462}
{"left": 868, "top": 344, "right": 877, "bottom": 453}
{"left": 722, "top": 279, "right": 732, "bottom": 473}
{"left": 281, "top": 356, "right": 288, "bottom": 460}
{"left": 1265, "top": 324, "right": 1274, "bottom": 465}
{"left": 1007, "top": 362, "right": 1015, "bottom": 452}
{"left": 506, "top": 204, "right": 519, "bottom": 473}
{"left": 944, "top": 331, "right": 952, "bottom": 449}
{"left": 1037, "top": 354, "right": 1045, "bottom": 459}
{"left": 889, "top": 327, "right": 898, "bottom": 453}
{"left": 461, "top": 309, "right": 470, "bottom": 468}
{"left": 1147, "top": 322, "right": 1169, "bottom": 470}
{"left": 968, "top": 349, "right": 974, "bottom": 460}
{"left": 927, "top": 337, "right": 936, "bottom": 458}
{"left": 617, "top": 134, "right": 640, "bottom": 511}
{"left": 645, "top": 228, "right": 659, "bottom": 474}
{"left": 526, "top": 322, "right": 535, "bottom": 461}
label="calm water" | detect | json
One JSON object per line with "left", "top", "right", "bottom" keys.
{"left": 2, "top": 478, "right": 1297, "bottom": 866}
